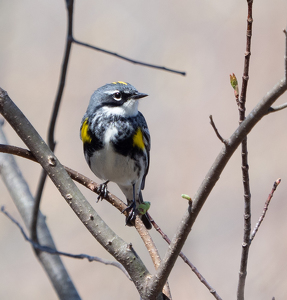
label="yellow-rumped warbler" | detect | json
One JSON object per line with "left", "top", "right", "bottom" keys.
{"left": 80, "top": 81, "right": 152, "bottom": 230}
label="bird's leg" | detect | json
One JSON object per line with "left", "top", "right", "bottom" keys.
{"left": 122, "top": 183, "right": 137, "bottom": 225}
{"left": 96, "top": 180, "right": 109, "bottom": 202}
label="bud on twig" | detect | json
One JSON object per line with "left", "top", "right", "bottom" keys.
{"left": 230, "top": 73, "right": 239, "bottom": 98}
{"left": 181, "top": 194, "right": 192, "bottom": 202}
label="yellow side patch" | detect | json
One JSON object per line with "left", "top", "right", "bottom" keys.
{"left": 81, "top": 118, "right": 92, "bottom": 144}
{"left": 133, "top": 128, "right": 145, "bottom": 150}
{"left": 112, "top": 81, "right": 127, "bottom": 85}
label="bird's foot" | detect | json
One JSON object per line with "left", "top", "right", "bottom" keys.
{"left": 96, "top": 180, "right": 109, "bottom": 202}
{"left": 122, "top": 200, "right": 137, "bottom": 226}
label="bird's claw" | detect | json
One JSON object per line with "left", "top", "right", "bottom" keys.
{"left": 122, "top": 201, "right": 137, "bottom": 226}
{"left": 96, "top": 180, "right": 109, "bottom": 202}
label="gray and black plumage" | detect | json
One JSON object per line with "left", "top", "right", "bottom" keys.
{"left": 80, "top": 81, "right": 152, "bottom": 229}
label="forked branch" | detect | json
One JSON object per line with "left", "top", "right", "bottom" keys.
{"left": 146, "top": 73, "right": 287, "bottom": 298}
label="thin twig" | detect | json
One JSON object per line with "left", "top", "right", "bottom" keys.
{"left": 134, "top": 218, "right": 172, "bottom": 299}
{"left": 237, "top": 2, "right": 253, "bottom": 300}
{"left": 148, "top": 214, "right": 223, "bottom": 300}
{"left": 72, "top": 38, "right": 186, "bottom": 76}
{"left": 209, "top": 115, "right": 228, "bottom": 145}
{"left": 1, "top": 206, "right": 131, "bottom": 280}
{"left": 267, "top": 102, "right": 287, "bottom": 114}
{"left": 250, "top": 179, "right": 281, "bottom": 243}
{"left": 32, "top": 0, "right": 75, "bottom": 244}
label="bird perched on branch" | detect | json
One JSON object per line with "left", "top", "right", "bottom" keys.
{"left": 80, "top": 81, "right": 152, "bottom": 229}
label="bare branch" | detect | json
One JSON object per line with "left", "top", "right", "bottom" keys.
{"left": 0, "top": 88, "right": 159, "bottom": 299}
{"left": 2, "top": 67, "right": 287, "bottom": 297}
{"left": 146, "top": 75, "right": 287, "bottom": 298}
{"left": 149, "top": 214, "right": 223, "bottom": 300}
{"left": 250, "top": 179, "right": 281, "bottom": 243}
{"left": 0, "top": 143, "right": 168, "bottom": 297}
{"left": 267, "top": 102, "right": 287, "bottom": 114}
{"left": 237, "top": 2, "right": 254, "bottom": 299}
{"left": 1, "top": 206, "right": 131, "bottom": 280}
{"left": 72, "top": 38, "right": 186, "bottom": 76}
{"left": 0, "top": 144, "right": 222, "bottom": 299}
{"left": 34, "top": 0, "right": 186, "bottom": 246}
{"left": 33, "top": 0, "right": 75, "bottom": 243}
{"left": 0, "top": 125, "right": 80, "bottom": 300}
{"left": 134, "top": 218, "right": 172, "bottom": 299}
{"left": 209, "top": 115, "right": 228, "bottom": 145}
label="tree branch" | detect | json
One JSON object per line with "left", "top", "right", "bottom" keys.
{"left": 134, "top": 219, "right": 172, "bottom": 299}
{"left": 1, "top": 206, "right": 131, "bottom": 280}
{"left": 5, "top": 143, "right": 240, "bottom": 299}
{"left": 149, "top": 214, "right": 223, "bottom": 300}
{"left": 250, "top": 178, "right": 281, "bottom": 243}
{"left": 33, "top": 0, "right": 186, "bottom": 248}
{"left": 0, "top": 88, "right": 163, "bottom": 300}
{"left": 266, "top": 102, "right": 287, "bottom": 114}
{"left": 209, "top": 115, "right": 228, "bottom": 145}
{"left": 146, "top": 75, "right": 287, "bottom": 297}
{"left": 72, "top": 38, "right": 186, "bottom": 76}
{"left": 237, "top": 1, "right": 254, "bottom": 299}
{"left": 1, "top": 72, "right": 287, "bottom": 297}
{"left": 32, "top": 0, "right": 75, "bottom": 244}
{"left": 0, "top": 124, "right": 80, "bottom": 300}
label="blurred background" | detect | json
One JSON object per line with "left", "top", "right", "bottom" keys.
{"left": 1, "top": 0, "right": 287, "bottom": 299}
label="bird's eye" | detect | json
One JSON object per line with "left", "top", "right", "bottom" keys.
{"left": 113, "top": 92, "right": 122, "bottom": 101}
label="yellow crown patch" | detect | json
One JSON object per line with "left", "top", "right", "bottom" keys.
{"left": 112, "top": 81, "right": 127, "bottom": 85}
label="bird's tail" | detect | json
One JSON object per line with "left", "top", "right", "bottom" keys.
{"left": 125, "top": 211, "right": 152, "bottom": 230}
{"left": 141, "top": 213, "right": 152, "bottom": 230}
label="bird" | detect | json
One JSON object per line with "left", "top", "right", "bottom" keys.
{"left": 80, "top": 81, "right": 152, "bottom": 230}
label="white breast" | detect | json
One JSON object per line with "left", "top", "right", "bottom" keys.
{"left": 89, "top": 125, "right": 140, "bottom": 187}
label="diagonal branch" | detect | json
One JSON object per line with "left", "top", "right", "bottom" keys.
{"left": 149, "top": 214, "right": 223, "bottom": 300}
{"left": 1, "top": 206, "right": 131, "bottom": 280}
{"left": 250, "top": 178, "right": 281, "bottom": 243}
{"left": 146, "top": 74, "right": 287, "bottom": 297}
{"left": 267, "top": 102, "right": 287, "bottom": 114}
{"left": 2, "top": 70, "right": 287, "bottom": 298}
{"left": 0, "top": 143, "right": 224, "bottom": 299}
{"left": 0, "top": 88, "right": 164, "bottom": 299}
{"left": 209, "top": 115, "right": 228, "bottom": 145}
{"left": 0, "top": 124, "right": 80, "bottom": 300}
{"left": 72, "top": 38, "right": 186, "bottom": 76}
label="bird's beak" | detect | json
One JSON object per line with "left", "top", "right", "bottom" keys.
{"left": 133, "top": 92, "right": 148, "bottom": 100}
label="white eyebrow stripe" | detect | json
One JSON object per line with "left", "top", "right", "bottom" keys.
{"left": 104, "top": 90, "right": 119, "bottom": 95}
